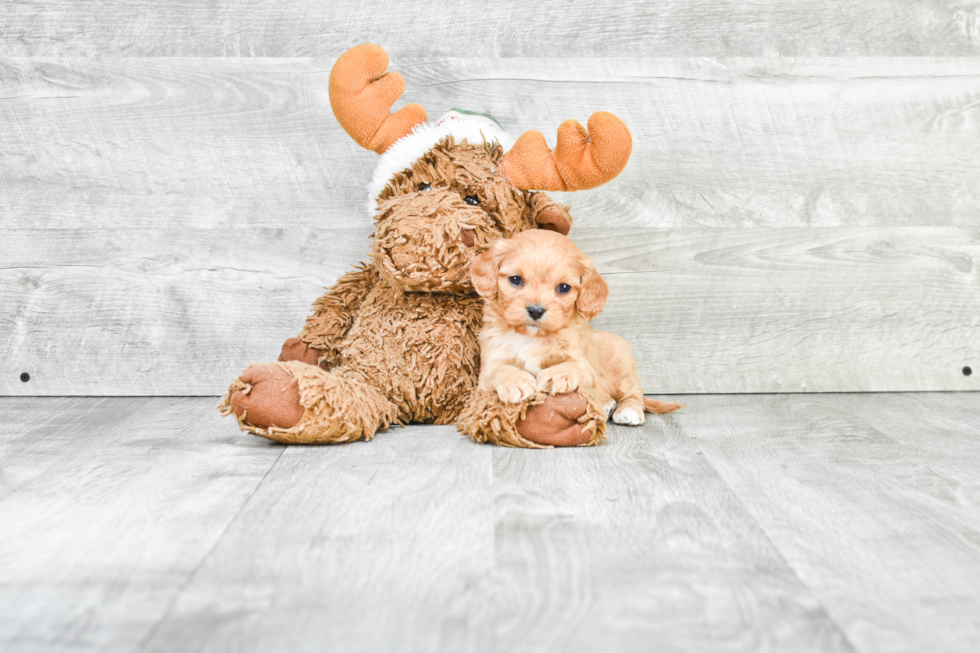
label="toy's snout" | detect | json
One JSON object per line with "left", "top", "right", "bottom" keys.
{"left": 372, "top": 190, "right": 501, "bottom": 293}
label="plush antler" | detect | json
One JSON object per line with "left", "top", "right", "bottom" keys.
{"left": 501, "top": 112, "right": 632, "bottom": 191}
{"left": 329, "top": 44, "right": 428, "bottom": 154}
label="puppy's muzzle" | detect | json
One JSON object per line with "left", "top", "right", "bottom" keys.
{"left": 526, "top": 304, "right": 546, "bottom": 321}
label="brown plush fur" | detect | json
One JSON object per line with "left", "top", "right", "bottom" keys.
{"left": 221, "top": 43, "right": 634, "bottom": 448}
{"left": 219, "top": 360, "right": 397, "bottom": 444}
{"left": 221, "top": 137, "right": 587, "bottom": 444}
{"left": 471, "top": 230, "right": 683, "bottom": 426}
{"left": 456, "top": 389, "right": 607, "bottom": 449}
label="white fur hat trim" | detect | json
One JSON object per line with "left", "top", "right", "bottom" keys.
{"left": 366, "top": 110, "right": 514, "bottom": 214}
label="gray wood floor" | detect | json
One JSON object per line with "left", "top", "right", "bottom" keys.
{"left": 1, "top": 393, "right": 978, "bottom": 652}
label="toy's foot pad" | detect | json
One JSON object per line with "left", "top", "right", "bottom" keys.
{"left": 517, "top": 393, "right": 593, "bottom": 447}
{"left": 230, "top": 363, "right": 305, "bottom": 430}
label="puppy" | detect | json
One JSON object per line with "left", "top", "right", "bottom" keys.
{"left": 471, "top": 230, "right": 682, "bottom": 425}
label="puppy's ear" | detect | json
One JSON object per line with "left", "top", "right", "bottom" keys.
{"left": 576, "top": 259, "right": 609, "bottom": 320}
{"left": 470, "top": 241, "right": 506, "bottom": 298}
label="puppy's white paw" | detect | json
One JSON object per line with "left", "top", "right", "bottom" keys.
{"left": 494, "top": 371, "right": 538, "bottom": 404}
{"left": 613, "top": 407, "right": 644, "bottom": 426}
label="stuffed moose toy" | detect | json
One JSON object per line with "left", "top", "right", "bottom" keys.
{"left": 220, "top": 44, "right": 633, "bottom": 448}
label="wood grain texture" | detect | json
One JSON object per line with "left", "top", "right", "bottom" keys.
{"left": 854, "top": 392, "right": 980, "bottom": 494}
{"left": 2, "top": 0, "right": 979, "bottom": 57}
{"left": 3, "top": 56, "right": 978, "bottom": 395}
{"left": 140, "top": 424, "right": 495, "bottom": 653}
{"left": 491, "top": 420, "right": 853, "bottom": 652}
{"left": 0, "top": 397, "right": 151, "bottom": 500}
{"left": 0, "top": 397, "right": 284, "bottom": 653}
{"left": 0, "top": 227, "right": 372, "bottom": 396}
{"left": 685, "top": 392, "right": 980, "bottom": 652}
{"left": 3, "top": 395, "right": 980, "bottom": 651}
{"left": 2, "top": 226, "right": 976, "bottom": 395}
{"left": 2, "top": 57, "right": 979, "bottom": 230}
{"left": 580, "top": 227, "right": 980, "bottom": 393}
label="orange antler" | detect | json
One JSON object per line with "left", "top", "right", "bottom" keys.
{"left": 329, "top": 44, "right": 427, "bottom": 154}
{"left": 501, "top": 112, "right": 632, "bottom": 191}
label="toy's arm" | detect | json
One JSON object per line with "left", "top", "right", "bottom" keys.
{"left": 528, "top": 192, "right": 573, "bottom": 236}
{"left": 281, "top": 263, "right": 379, "bottom": 370}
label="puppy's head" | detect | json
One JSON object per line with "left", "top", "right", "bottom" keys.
{"left": 471, "top": 230, "right": 609, "bottom": 334}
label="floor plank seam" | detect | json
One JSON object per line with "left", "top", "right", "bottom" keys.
{"left": 132, "top": 442, "right": 289, "bottom": 653}
{"left": 673, "top": 419, "right": 863, "bottom": 652}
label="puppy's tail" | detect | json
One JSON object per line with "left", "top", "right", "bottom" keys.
{"left": 643, "top": 398, "right": 684, "bottom": 414}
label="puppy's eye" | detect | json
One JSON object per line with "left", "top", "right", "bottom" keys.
{"left": 556, "top": 283, "right": 571, "bottom": 295}
{"left": 464, "top": 195, "right": 480, "bottom": 206}
{"left": 418, "top": 182, "right": 431, "bottom": 191}
{"left": 508, "top": 275, "right": 523, "bottom": 287}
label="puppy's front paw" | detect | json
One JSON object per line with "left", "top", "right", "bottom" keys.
{"left": 537, "top": 366, "right": 580, "bottom": 395}
{"left": 612, "top": 407, "right": 644, "bottom": 426}
{"left": 494, "top": 369, "right": 538, "bottom": 404}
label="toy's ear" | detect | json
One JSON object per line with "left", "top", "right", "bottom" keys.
{"left": 528, "top": 193, "right": 572, "bottom": 236}
{"left": 575, "top": 258, "right": 609, "bottom": 321}
{"left": 535, "top": 208, "right": 571, "bottom": 236}
{"left": 471, "top": 242, "right": 506, "bottom": 298}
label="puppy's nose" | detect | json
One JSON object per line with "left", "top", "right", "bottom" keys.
{"left": 526, "top": 304, "right": 546, "bottom": 321}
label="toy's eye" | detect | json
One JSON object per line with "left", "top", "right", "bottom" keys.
{"left": 556, "top": 283, "right": 571, "bottom": 295}
{"left": 418, "top": 182, "right": 431, "bottom": 191}
{"left": 464, "top": 195, "right": 479, "bottom": 206}
{"left": 508, "top": 275, "right": 523, "bottom": 287}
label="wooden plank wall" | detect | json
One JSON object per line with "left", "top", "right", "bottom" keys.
{"left": 1, "top": 3, "right": 978, "bottom": 396}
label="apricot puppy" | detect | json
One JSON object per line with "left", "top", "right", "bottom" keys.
{"left": 471, "top": 230, "right": 682, "bottom": 425}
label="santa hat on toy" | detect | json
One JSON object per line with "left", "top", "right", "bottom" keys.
{"left": 365, "top": 109, "right": 513, "bottom": 213}
{"left": 328, "top": 44, "right": 634, "bottom": 215}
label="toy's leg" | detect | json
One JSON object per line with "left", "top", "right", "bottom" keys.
{"left": 457, "top": 390, "right": 607, "bottom": 448}
{"left": 219, "top": 361, "right": 398, "bottom": 444}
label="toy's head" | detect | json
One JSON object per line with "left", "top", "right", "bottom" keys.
{"left": 329, "top": 44, "right": 632, "bottom": 293}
